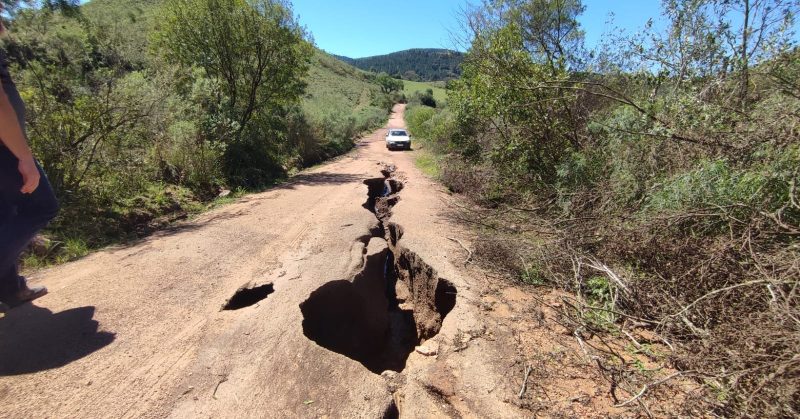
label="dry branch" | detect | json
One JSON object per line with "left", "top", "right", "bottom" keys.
{"left": 614, "top": 371, "right": 687, "bottom": 408}
{"left": 447, "top": 236, "right": 473, "bottom": 266}
{"left": 518, "top": 364, "right": 533, "bottom": 399}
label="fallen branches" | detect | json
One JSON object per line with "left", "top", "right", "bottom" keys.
{"left": 447, "top": 236, "right": 473, "bottom": 266}
{"left": 614, "top": 371, "right": 688, "bottom": 408}
{"left": 518, "top": 364, "right": 533, "bottom": 398}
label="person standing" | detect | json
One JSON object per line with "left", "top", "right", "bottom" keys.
{"left": 0, "top": 14, "right": 59, "bottom": 310}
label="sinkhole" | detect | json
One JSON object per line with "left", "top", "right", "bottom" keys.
{"left": 222, "top": 283, "right": 274, "bottom": 311}
{"left": 300, "top": 243, "right": 418, "bottom": 373}
{"left": 299, "top": 245, "right": 458, "bottom": 374}
{"left": 299, "top": 168, "right": 457, "bottom": 374}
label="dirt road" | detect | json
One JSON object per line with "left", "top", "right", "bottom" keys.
{"left": 0, "top": 105, "right": 627, "bottom": 418}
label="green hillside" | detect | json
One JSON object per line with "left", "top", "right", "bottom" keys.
{"left": 303, "top": 50, "right": 386, "bottom": 134}
{"left": 335, "top": 48, "right": 464, "bottom": 81}
{"left": 80, "top": 0, "right": 385, "bottom": 127}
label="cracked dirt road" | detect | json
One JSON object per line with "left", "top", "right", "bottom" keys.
{"left": 0, "top": 105, "right": 554, "bottom": 418}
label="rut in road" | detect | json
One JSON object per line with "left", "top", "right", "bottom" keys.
{"left": 221, "top": 282, "right": 275, "bottom": 310}
{"left": 300, "top": 165, "right": 457, "bottom": 374}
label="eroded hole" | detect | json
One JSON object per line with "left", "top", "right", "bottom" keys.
{"left": 394, "top": 249, "right": 458, "bottom": 340}
{"left": 356, "top": 224, "right": 385, "bottom": 246}
{"left": 300, "top": 246, "right": 418, "bottom": 374}
{"left": 300, "top": 168, "right": 456, "bottom": 374}
{"left": 363, "top": 178, "right": 403, "bottom": 222}
{"left": 382, "top": 400, "right": 400, "bottom": 419}
{"left": 363, "top": 178, "right": 389, "bottom": 214}
{"left": 435, "top": 279, "right": 457, "bottom": 318}
{"left": 222, "top": 283, "right": 274, "bottom": 310}
{"left": 387, "top": 222, "right": 403, "bottom": 247}
{"left": 300, "top": 247, "right": 457, "bottom": 374}
{"left": 387, "top": 179, "right": 403, "bottom": 194}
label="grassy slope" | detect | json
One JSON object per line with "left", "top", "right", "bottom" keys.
{"left": 82, "top": 0, "right": 384, "bottom": 124}
{"left": 401, "top": 79, "right": 447, "bottom": 103}
{"left": 303, "top": 50, "right": 383, "bottom": 121}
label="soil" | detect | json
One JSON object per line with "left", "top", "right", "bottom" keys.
{"left": 0, "top": 105, "right": 683, "bottom": 418}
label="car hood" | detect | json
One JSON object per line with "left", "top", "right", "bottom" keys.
{"left": 387, "top": 136, "right": 410, "bottom": 142}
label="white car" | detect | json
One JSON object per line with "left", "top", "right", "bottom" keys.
{"left": 385, "top": 129, "right": 412, "bottom": 150}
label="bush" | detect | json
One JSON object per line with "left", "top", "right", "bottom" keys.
{"left": 432, "top": 2, "right": 800, "bottom": 416}
{"left": 405, "top": 105, "right": 436, "bottom": 137}
{"left": 408, "top": 88, "right": 436, "bottom": 108}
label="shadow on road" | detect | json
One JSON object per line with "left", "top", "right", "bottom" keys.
{"left": 275, "top": 171, "right": 364, "bottom": 191}
{"left": 0, "top": 305, "right": 115, "bottom": 376}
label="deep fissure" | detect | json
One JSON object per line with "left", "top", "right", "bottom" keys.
{"left": 300, "top": 166, "right": 457, "bottom": 374}
{"left": 222, "top": 283, "right": 274, "bottom": 310}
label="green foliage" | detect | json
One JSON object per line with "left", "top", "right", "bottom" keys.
{"left": 582, "top": 276, "right": 616, "bottom": 329}
{"left": 405, "top": 105, "right": 436, "bottom": 136}
{"left": 496, "top": 0, "right": 586, "bottom": 69}
{"left": 55, "top": 237, "right": 89, "bottom": 263}
{"left": 158, "top": 0, "right": 311, "bottom": 187}
{"left": 405, "top": 102, "right": 456, "bottom": 180}
{"left": 159, "top": 0, "right": 310, "bottom": 132}
{"left": 645, "top": 149, "right": 800, "bottom": 231}
{"left": 335, "top": 48, "right": 464, "bottom": 81}
{"left": 520, "top": 259, "right": 545, "bottom": 285}
{"left": 413, "top": 151, "right": 443, "bottom": 179}
{"left": 449, "top": 21, "right": 579, "bottom": 187}
{"left": 405, "top": 103, "right": 455, "bottom": 151}
{"left": 408, "top": 88, "right": 436, "bottom": 107}
{"left": 19, "top": 67, "right": 156, "bottom": 197}
{"left": 4, "top": 0, "right": 392, "bottom": 264}
{"left": 374, "top": 72, "right": 404, "bottom": 94}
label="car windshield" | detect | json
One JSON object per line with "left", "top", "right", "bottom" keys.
{"left": 391, "top": 131, "right": 408, "bottom": 136}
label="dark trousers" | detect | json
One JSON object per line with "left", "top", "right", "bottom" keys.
{"left": 0, "top": 146, "right": 59, "bottom": 298}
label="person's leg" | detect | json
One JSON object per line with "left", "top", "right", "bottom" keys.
{"left": 0, "top": 146, "right": 59, "bottom": 302}
{"left": 0, "top": 58, "right": 58, "bottom": 305}
{"left": 0, "top": 265, "right": 25, "bottom": 299}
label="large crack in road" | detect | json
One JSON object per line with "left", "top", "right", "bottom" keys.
{"left": 300, "top": 165, "right": 457, "bottom": 375}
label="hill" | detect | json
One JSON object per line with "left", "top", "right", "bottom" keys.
{"left": 334, "top": 48, "right": 464, "bottom": 81}
{"left": 80, "top": 0, "right": 385, "bottom": 131}
{"left": 303, "top": 50, "right": 385, "bottom": 137}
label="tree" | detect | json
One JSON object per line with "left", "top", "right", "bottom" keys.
{"left": 375, "top": 72, "right": 404, "bottom": 93}
{"left": 1, "top": 0, "right": 80, "bottom": 19}
{"left": 160, "top": 0, "right": 311, "bottom": 143}
{"left": 470, "top": 0, "right": 586, "bottom": 72}
{"left": 621, "top": 0, "right": 799, "bottom": 106}
{"left": 2, "top": 4, "right": 157, "bottom": 199}
{"left": 713, "top": 0, "right": 799, "bottom": 107}
{"left": 511, "top": 0, "right": 586, "bottom": 70}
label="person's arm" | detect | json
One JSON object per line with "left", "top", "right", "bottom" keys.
{"left": 0, "top": 82, "right": 39, "bottom": 194}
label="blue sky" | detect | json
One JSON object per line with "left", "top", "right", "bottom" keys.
{"left": 292, "top": 0, "right": 666, "bottom": 58}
